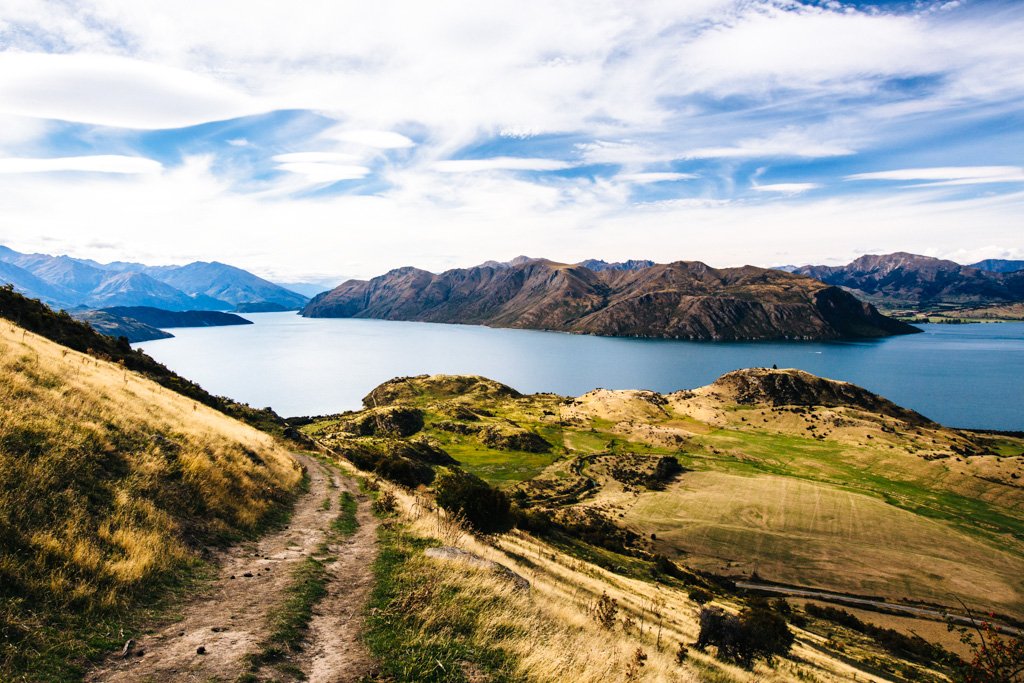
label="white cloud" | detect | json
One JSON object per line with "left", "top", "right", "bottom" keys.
{"left": 433, "top": 157, "right": 573, "bottom": 173}
{"left": 0, "top": 155, "right": 162, "bottom": 174}
{"left": 2, "top": 154, "right": 1022, "bottom": 281}
{"left": 846, "top": 166, "right": 1024, "bottom": 185}
{"left": 1, "top": 1, "right": 1024, "bottom": 277}
{"left": 325, "top": 129, "right": 416, "bottom": 149}
{"left": 685, "top": 130, "right": 854, "bottom": 159}
{"left": 226, "top": 138, "right": 251, "bottom": 147}
{"left": 618, "top": 172, "right": 697, "bottom": 184}
{"left": 0, "top": 52, "right": 261, "bottom": 129}
{"left": 275, "top": 162, "right": 370, "bottom": 183}
{"left": 752, "top": 182, "right": 820, "bottom": 194}
{"left": 577, "top": 141, "right": 668, "bottom": 166}
{"left": 272, "top": 152, "right": 363, "bottom": 164}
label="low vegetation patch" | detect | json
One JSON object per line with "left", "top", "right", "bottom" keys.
{"left": 363, "top": 526, "right": 516, "bottom": 682}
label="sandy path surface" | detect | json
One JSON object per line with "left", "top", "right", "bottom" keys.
{"left": 86, "top": 453, "right": 377, "bottom": 682}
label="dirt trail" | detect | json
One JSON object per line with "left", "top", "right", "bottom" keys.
{"left": 87, "top": 453, "right": 377, "bottom": 682}
{"left": 303, "top": 481, "right": 379, "bottom": 683}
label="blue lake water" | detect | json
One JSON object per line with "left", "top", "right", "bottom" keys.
{"left": 137, "top": 312, "right": 1024, "bottom": 430}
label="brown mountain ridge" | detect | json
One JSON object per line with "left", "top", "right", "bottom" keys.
{"left": 301, "top": 258, "right": 918, "bottom": 340}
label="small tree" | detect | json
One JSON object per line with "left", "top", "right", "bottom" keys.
{"left": 696, "top": 604, "right": 793, "bottom": 669}
{"left": 433, "top": 468, "right": 512, "bottom": 533}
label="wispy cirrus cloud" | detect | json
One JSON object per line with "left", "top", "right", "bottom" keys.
{"left": 0, "top": 155, "right": 161, "bottom": 174}
{"left": 846, "top": 166, "right": 1024, "bottom": 186}
{"left": 433, "top": 157, "right": 574, "bottom": 173}
{"left": 752, "top": 182, "right": 820, "bottom": 194}
{"left": 618, "top": 172, "right": 697, "bottom": 184}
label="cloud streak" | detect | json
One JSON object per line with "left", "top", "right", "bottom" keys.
{"left": 0, "top": 155, "right": 162, "bottom": 174}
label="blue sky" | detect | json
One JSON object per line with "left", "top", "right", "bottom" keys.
{"left": 0, "top": 0, "right": 1022, "bottom": 281}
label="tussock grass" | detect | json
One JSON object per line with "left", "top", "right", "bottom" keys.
{"left": 0, "top": 322, "right": 302, "bottom": 680}
{"left": 356, "top": 483, "right": 923, "bottom": 683}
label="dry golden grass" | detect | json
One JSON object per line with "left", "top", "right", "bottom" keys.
{"left": 0, "top": 322, "right": 302, "bottom": 678}
{"left": 619, "top": 471, "right": 1024, "bottom": 616}
{"left": 559, "top": 382, "right": 1024, "bottom": 621}
{"left": 371, "top": 483, "right": 925, "bottom": 683}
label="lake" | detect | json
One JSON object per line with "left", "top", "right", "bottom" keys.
{"left": 137, "top": 312, "right": 1024, "bottom": 430}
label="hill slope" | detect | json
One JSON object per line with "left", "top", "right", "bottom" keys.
{"left": 93, "top": 306, "right": 253, "bottom": 329}
{"left": 303, "top": 259, "right": 916, "bottom": 340}
{"left": 71, "top": 309, "right": 174, "bottom": 342}
{"left": 0, "top": 320, "right": 302, "bottom": 680}
{"left": 0, "top": 286, "right": 291, "bottom": 437}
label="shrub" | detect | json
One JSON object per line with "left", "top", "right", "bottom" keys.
{"left": 433, "top": 468, "right": 513, "bottom": 534}
{"left": 372, "top": 490, "right": 398, "bottom": 516}
{"left": 688, "top": 588, "right": 713, "bottom": 605}
{"left": 696, "top": 605, "right": 793, "bottom": 668}
{"left": 511, "top": 505, "right": 552, "bottom": 534}
{"left": 593, "top": 592, "right": 618, "bottom": 629}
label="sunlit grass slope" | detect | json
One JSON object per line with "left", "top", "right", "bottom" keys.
{"left": 0, "top": 321, "right": 303, "bottom": 680}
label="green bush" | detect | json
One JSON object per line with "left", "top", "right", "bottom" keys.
{"left": 434, "top": 468, "right": 513, "bottom": 534}
{"left": 696, "top": 605, "right": 793, "bottom": 668}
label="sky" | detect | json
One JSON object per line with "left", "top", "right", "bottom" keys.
{"left": 0, "top": 0, "right": 1022, "bottom": 283}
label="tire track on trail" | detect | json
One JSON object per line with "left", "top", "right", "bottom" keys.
{"left": 302, "top": 481, "right": 379, "bottom": 683}
{"left": 87, "top": 453, "right": 372, "bottom": 682}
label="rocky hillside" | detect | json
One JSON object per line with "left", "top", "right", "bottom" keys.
{"left": 303, "top": 258, "right": 916, "bottom": 340}
{"left": 794, "top": 252, "right": 1024, "bottom": 307}
{"left": 702, "top": 368, "right": 932, "bottom": 424}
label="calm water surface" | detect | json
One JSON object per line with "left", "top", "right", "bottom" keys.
{"left": 137, "top": 312, "right": 1024, "bottom": 430}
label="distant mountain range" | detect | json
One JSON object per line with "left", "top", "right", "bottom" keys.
{"left": 790, "top": 252, "right": 1024, "bottom": 308}
{"left": 478, "top": 255, "right": 656, "bottom": 272}
{"left": 0, "top": 245, "right": 308, "bottom": 312}
{"left": 968, "top": 258, "right": 1024, "bottom": 274}
{"left": 302, "top": 257, "right": 916, "bottom": 340}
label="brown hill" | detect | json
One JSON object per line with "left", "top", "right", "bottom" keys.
{"left": 703, "top": 368, "right": 932, "bottom": 424}
{"left": 302, "top": 259, "right": 917, "bottom": 340}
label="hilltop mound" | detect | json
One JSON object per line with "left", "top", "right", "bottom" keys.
{"left": 0, "top": 320, "right": 302, "bottom": 678}
{"left": 363, "top": 374, "right": 521, "bottom": 408}
{"left": 303, "top": 259, "right": 918, "bottom": 340}
{"left": 706, "top": 368, "right": 932, "bottom": 423}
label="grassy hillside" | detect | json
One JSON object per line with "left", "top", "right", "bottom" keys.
{"left": 305, "top": 371, "right": 1024, "bottom": 681}
{"left": 0, "top": 320, "right": 303, "bottom": 681}
{"left": 0, "top": 285, "right": 295, "bottom": 438}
